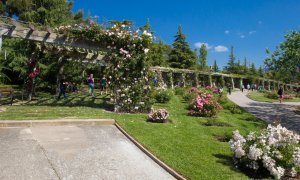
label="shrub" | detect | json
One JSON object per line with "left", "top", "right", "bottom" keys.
{"left": 229, "top": 124, "right": 300, "bottom": 179}
{"left": 147, "top": 109, "right": 169, "bottom": 123}
{"left": 284, "top": 94, "right": 294, "bottom": 100}
{"left": 188, "top": 93, "right": 222, "bottom": 117}
{"left": 229, "top": 104, "right": 243, "bottom": 114}
{"left": 174, "top": 87, "right": 185, "bottom": 96}
{"left": 264, "top": 91, "right": 278, "bottom": 99}
{"left": 154, "top": 90, "right": 172, "bottom": 103}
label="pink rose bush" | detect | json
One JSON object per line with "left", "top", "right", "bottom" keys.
{"left": 148, "top": 109, "right": 169, "bottom": 123}
{"left": 188, "top": 89, "right": 222, "bottom": 117}
{"left": 229, "top": 124, "right": 300, "bottom": 179}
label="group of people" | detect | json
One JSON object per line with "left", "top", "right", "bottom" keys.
{"left": 241, "top": 83, "right": 258, "bottom": 92}
{"left": 57, "top": 74, "right": 107, "bottom": 100}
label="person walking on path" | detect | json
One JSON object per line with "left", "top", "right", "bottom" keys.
{"left": 278, "top": 85, "right": 284, "bottom": 103}
{"left": 247, "top": 83, "right": 251, "bottom": 92}
{"left": 228, "top": 84, "right": 232, "bottom": 95}
{"left": 88, "top": 74, "right": 95, "bottom": 96}
{"left": 100, "top": 76, "right": 107, "bottom": 95}
{"left": 57, "top": 79, "right": 67, "bottom": 100}
{"left": 241, "top": 84, "right": 245, "bottom": 92}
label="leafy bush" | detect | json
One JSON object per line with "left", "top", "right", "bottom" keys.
{"left": 264, "top": 91, "right": 278, "bottom": 99}
{"left": 147, "top": 109, "right": 169, "bottom": 123}
{"left": 188, "top": 93, "right": 222, "bottom": 117}
{"left": 229, "top": 104, "right": 243, "bottom": 114}
{"left": 154, "top": 89, "right": 173, "bottom": 103}
{"left": 284, "top": 94, "right": 294, "bottom": 100}
{"left": 174, "top": 87, "right": 185, "bottom": 96}
{"left": 229, "top": 124, "right": 300, "bottom": 179}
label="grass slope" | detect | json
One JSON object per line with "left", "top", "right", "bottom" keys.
{"left": 0, "top": 91, "right": 266, "bottom": 179}
{"left": 247, "top": 91, "right": 300, "bottom": 103}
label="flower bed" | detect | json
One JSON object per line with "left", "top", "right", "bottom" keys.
{"left": 229, "top": 124, "right": 300, "bottom": 179}
{"left": 147, "top": 109, "right": 169, "bottom": 123}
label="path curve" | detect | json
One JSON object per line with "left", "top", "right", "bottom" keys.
{"left": 228, "top": 91, "right": 300, "bottom": 133}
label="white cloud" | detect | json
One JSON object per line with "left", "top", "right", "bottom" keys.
{"left": 194, "top": 42, "right": 212, "bottom": 49}
{"left": 239, "top": 35, "right": 245, "bottom": 39}
{"left": 258, "top": 21, "right": 262, "bottom": 25}
{"left": 214, "top": 45, "right": 228, "bottom": 52}
{"left": 224, "top": 30, "right": 230, "bottom": 35}
{"left": 249, "top": 30, "right": 256, "bottom": 35}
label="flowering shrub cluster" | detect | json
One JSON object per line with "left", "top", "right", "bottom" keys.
{"left": 188, "top": 93, "right": 222, "bottom": 117}
{"left": 54, "top": 18, "right": 153, "bottom": 112}
{"left": 229, "top": 124, "right": 300, "bottom": 179}
{"left": 147, "top": 109, "right": 169, "bottom": 123}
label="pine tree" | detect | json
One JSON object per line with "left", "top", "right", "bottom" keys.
{"left": 169, "top": 25, "right": 197, "bottom": 69}
{"left": 243, "top": 57, "right": 248, "bottom": 74}
{"left": 225, "top": 46, "right": 236, "bottom": 73}
{"left": 213, "top": 59, "right": 219, "bottom": 72}
{"left": 142, "top": 18, "right": 151, "bottom": 32}
{"left": 258, "top": 66, "right": 264, "bottom": 77}
{"left": 199, "top": 44, "right": 208, "bottom": 70}
{"left": 249, "top": 63, "right": 258, "bottom": 76}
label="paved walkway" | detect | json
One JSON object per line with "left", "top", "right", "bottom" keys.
{"left": 0, "top": 125, "right": 174, "bottom": 180}
{"left": 228, "top": 91, "right": 300, "bottom": 133}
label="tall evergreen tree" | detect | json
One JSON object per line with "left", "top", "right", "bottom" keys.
{"left": 213, "top": 59, "right": 219, "bottom": 72}
{"left": 199, "top": 44, "right": 208, "bottom": 70}
{"left": 169, "top": 25, "right": 197, "bottom": 69}
{"left": 258, "top": 66, "right": 264, "bottom": 77}
{"left": 243, "top": 57, "right": 249, "bottom": 74}
{"left": 225, "top": 46, "right": 236, "bottom": 73}
{"left": 249, "top": 63, "right": 258, "bottom": 76}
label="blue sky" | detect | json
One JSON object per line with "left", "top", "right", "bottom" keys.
{"left": 73, "top": 0, "right": 300, "bottom": 69}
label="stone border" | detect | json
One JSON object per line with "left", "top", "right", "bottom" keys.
{"left": 0, "top": 119, "right": 115, "bottom": 127}
{"left": 115, "top": 122, "right": 186, "bottom": 180}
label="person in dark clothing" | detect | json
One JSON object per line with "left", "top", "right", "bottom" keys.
{"left": 278, "top": 85, "right": 284, "bottom": 103}
{"left": 228, "top": 84, "right": 232, "bottom": 95}
{"left": 58, "top": 79, "right": 67, "bottom": 100}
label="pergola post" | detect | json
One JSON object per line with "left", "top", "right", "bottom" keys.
{"left": 169, "top": 72, "right": 174, "bottom": 89}
{"left": 262, "top": 79, "right": 265, "bottom": 90}
{"left": 231, "top": 77, "right": 235, "bottom": 89}
{"left": 209, "top": 74, "right": 213, "bottom": 87}
{"left": 195, "top": 72, "right": 199, "bottom": 87}
{"left": 182, "top": 73, "right": 186, "bottom": 87}
{"left": 268, "top": 80, "right": 271, "bottom": 91}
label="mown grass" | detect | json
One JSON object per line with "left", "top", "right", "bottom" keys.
{"left": 247, "top": 91, "right": 300, "bottom": 103}
{"left": 0, "top": 91, "right": 266, "bottom": 179}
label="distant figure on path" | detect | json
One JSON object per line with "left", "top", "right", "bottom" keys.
{"left": 241, "top": 84, "right": 245, "bottom": 92}
{"left": 247, "top": 83, "right": 251, "bottom": 92}
{"left": 228, "top": 84, "right": 232, "bottom": 95}
{"left": 278, "top": 85, "right": 284, "bottom": 103}
{"left": 100, "top": 76, "right": 107, "bottom": 95}
{"left": 88, "top": 74, "right": 95, "bottom": 96}
{"left": 251, "top": 83, "right": 255, "bottom": 91}
{"left": 58, "top": 79, "right": 67, "bottom": 100}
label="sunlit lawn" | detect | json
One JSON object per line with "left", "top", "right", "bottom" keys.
{"left": 0, "top": 90, "right": 266, "bottom": 179}
{"left": 247, "top": 91, "right": 300, "bottom": 103}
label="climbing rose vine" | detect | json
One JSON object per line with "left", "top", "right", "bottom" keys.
{"left": 55, "top": 19, "right": 153, "bottom": 112}
{"left": 229, "top": 124, "right": 300, "bottom": 179}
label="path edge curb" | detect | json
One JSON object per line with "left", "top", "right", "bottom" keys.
{"left": 115, "top": 122, "right": 186, "bottom": 180}
{"left": 0, "top": 119, "right": 115, "bottom": 127}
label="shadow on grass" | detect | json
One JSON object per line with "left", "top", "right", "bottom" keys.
{"left": 18, "top": 93, "right": 114, "bottom": 111}
{"left": 213, "top": 154, "right": 271, "bottom": 179}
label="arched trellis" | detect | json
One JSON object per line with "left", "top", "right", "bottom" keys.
{"left": 150, "top": 66, "right": 300, "bottom": 91}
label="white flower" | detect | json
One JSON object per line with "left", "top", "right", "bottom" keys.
{"left": 293, "top": 147, "right": 300, "bottom": 166}
{"left": 144, "top": 48, "right": 150, "bottom": 54}
{"left": 247, "top": 144, "right": 263, "bottom": 160}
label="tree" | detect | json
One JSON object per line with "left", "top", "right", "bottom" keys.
{"left": 249, "top": 63, "right": 257, "bottom": 76}
{"left": 169, "top": 25, "right": 197, "bottom": 69}
{"left": 243, "top": 57, "right": 249, "bottom": 74}
{"left": 199, "top": 44, "right": 208, "bottom": 70}
{"left": 225, "top": 46, "right": 236, "bottom": 73}
{"left": 265, "top": 31, "right": 300, "bottom": 83}
{"left": 148, "top": 40, "right": 171, "bottom": 66}
{"left": 212, "top": 59, "right": 219, "bottom": 72}
{"left": 258, "top": 66, "right": 264, "bottom": 77}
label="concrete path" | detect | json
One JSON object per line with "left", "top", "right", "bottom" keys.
{"left": 0, "top": 125, "right": 174, "bottom": 180}
{"left": 228, "top": 91, "right": 300, "bottom": 133}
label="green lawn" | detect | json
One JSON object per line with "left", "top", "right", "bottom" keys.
{"left": 247, "top": 91, "right": 300, "bottom": 103}
{"left": 0, "top": 91, "right": 266, "bottom": 179}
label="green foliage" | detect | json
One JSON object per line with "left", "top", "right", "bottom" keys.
{"left": 213, "top": 59, "right": 219, "bottom": 72}
{"left": 174, "top": 87, "right": 186, "bottom": 96}
{"left": 264, "top": 91, "right": 278, "bottom": 99}
{"left": 148, "top": 41, "right": 171, "bottom": 66}
{"left": 154, "top": 89, "right": 173, "bottom": 103}
{"left": 199, "top": 44, "right": 208, "bottom": 70}
{"left": 265, "top": 31, "right": 300, "bottom": 83}
{"left": 169, "top": 25, "right": 197, "bottom": 69}
{"left": 225, "top": 46, "right": 236, "bottom": 73}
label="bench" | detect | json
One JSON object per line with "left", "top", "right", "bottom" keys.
{"left": 0, "top": 89, "right": 14, "bottom": 105}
